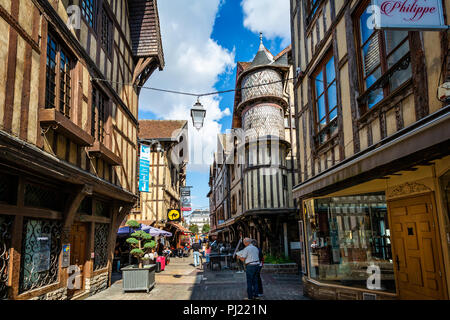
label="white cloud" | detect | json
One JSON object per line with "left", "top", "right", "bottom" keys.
{"left": 241, "top": 0, "right": 291, "bottom": 46}
{"left": 139, "top": 0, "right": 235, "bottom": 172}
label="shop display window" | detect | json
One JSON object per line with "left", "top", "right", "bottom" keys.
{"left": 304, "top": 193, "right": 395, "bottom": 292}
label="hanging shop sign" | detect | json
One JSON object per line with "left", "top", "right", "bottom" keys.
{"left": 180, "top": 186, "right": 192, "bottom": 211}
{"left": 372, "top": 0, "right": 448, "bottom": 30}
{"left": 139, "top": 144, "right": 151, "bottom": 192}
{"left": 168, "top": 209, "right": 181, "bottom": 222}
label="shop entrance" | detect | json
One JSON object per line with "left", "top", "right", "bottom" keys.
{"left": 67, "top": 222, "right": 88, "bottom": 298}
{"left": 388, "top": 193, "right": 447, "bottom": 300}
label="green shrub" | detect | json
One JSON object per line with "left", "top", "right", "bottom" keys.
{"left": 125, "top": 220, "right": 156, "bottom": 268}
{"left": 263, "top": 253, "right": 294, "bottom": 264}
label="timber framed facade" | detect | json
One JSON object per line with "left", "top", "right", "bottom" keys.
{"left": 0, "top": 0, "right": 164, "bottom": 300}
{"left": 208, "top": 39, "right": 302, "bottom": 262}
{"left": 290, "top": 0, "right": 450, "bottom": 300}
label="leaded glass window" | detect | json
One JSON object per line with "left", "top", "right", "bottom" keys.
{"left": 101, "top": 9, "right": 112, "bottom": 54}
{"left": 45, "top": 33, "right": 73, "bottom": 118}
{"left": 81, "top": 0, "right": 96, "bottom": 29}
{"left": 19, "top": 219, "right": 62, "bottom": 293}
{"left": 91, "top": 87, "right": 107, "bottom": 143}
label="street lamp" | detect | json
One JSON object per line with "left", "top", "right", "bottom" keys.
{"left": 190, "top": 98, "right": 206, "bottom": 130}
{"left": 140, "top": 139, "right": 164, "bottom": 153}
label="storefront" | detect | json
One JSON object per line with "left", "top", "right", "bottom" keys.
{"left": 298, "top": 155, "right": 450, "bottom": 300}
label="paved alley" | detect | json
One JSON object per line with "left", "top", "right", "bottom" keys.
{"left": 86, "top": 257, "right": 308, "bottom": 301}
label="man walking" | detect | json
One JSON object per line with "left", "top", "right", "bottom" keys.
{"left": 236, "top": 238, "right": 260, "bottom": 300}
{"left": 192, "top": 240, "right": 201, "bottom": 268}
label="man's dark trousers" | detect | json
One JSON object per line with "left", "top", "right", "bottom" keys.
{"left": 256, "top": 265, "right": 263, "bottom": 294}
{"left": 245, "top": 264, "right": 259, "bottom": 299}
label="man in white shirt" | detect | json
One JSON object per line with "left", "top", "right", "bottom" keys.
{"left": 236, "top": 238, "right": 260, "bottom": 300}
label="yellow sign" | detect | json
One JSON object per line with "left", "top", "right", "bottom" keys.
{"left": 167, "top": 209, "right": 181, "bottom": 221}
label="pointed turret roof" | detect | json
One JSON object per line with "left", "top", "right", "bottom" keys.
{"left": 250, "top": 33, "right": 274, "bottom": 67}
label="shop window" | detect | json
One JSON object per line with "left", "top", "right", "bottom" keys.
{"left": 45, "top": 33, "right": 73, "bottom": 118}
{"left": 304, "top": 193, "right": 395, "bottom": 293}
{"left": 24, "top": 183, "right": 66, "bottom": 212}
{"left": 94, "top": 200, "right": 110, "bottom": 218}
{"left": 0, "top": 172, "right": 18, "bottom": 205}
{"left": 94, "top": 223, "right": 109, "bottom": 271}
{"left": 356, "top": 1, "right": 411, "bottom": 111}
{"left": 0, "top": 215, "right": 13, "bottom": 300}
{"left": 312, "top": 51, "right": 338, "bottom": 146}
{"left": 77, "top": 196, "right": 92, "bottom": 214}
{"left": 81, "top": 0, "right": 96, "bottom": 29}
{"left": 19, "top": 218, "right": 62, "bottom": 293}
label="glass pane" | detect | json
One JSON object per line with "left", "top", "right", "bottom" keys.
{"left": 360, "top": 8, "right": 376, "bottom": 44}
{"left": 326, "top": 57, "right": 336, "bottom": 85}
{"left": 390, "top": 64, "right": 412, "bottom": 92}
{"left": 329, "top": 107, "right": 337, "bottom": 121}
{"left": 317, "top": 95, "right": 326, "bottom": 123}
{"left": 327, "top": 82, "right": 337, "bottom": 110}
{"left": 362, "top": 35, "right": 380, "bottom": 76}
{"left": 315, "top": 71, "right": 324, "bottom": 96}
{"left": 365, "top": 67, "right": 382, "bottom": 89}
{"left": 305, "top": 193, "right": 395, "bottom": 293}
{"left": 385, "top": 30, "right": 408, "bottom": 55}
{"left": 368, "top": 87, "right": 384, "bottom": 109}
{"left": 387, "top": 41, "right": 409, "bottom": 68}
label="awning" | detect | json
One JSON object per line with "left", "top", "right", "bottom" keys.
{"left": 141, "top": 224, "right": 172, "bottom": 237}
{"left": 167, "top": 222, "right": 192, "bottom": 234}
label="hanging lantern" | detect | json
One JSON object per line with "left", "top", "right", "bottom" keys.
{"left": 190, "top": 98, "right": 206, "bottom": 130}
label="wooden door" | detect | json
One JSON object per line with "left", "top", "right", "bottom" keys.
{"left": 388, "top": 194, "right": 447, "bottom": 300}
{"left": 68, "top": 222, "right": 87, "bottom": 296}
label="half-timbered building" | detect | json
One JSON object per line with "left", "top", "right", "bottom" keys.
{"left": 129, "top": 120, "right": 188, "bottom": 233}
{"left": 290, "top": 0, "right": 450, "bottom": 300}
{"left": 0, "top": 0, "right": 164, "bottom": 299}
{"left": 208, "top": 37, "right": 301, "bottom": 261}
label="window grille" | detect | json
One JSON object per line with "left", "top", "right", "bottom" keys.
{"left": 94, "top": 223, "right": 109, "bottom": 271}
{"left": 19, "top": 219, "right": 62, "bottom": 293}
{"left": 81, "top": 0, "right": 96, "bottom": 29}
{"left": 0, "top": 215, "right": 13, "bottom": 300}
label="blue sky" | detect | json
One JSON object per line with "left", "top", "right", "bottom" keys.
{"left": 138, "top": 0, "right": 290, "bottom": 213}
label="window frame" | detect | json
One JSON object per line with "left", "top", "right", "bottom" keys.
{"left": 45, "top": 32, "right": 74, "bottom": 119}
{"left": 81, "top": 0, "right": 97, "bottom": 31}
{"left": 354, "top": 0, "right": 412, "bottom": 114}
{"left": 100, "top": 6, "right": 113, "bottom": 56}
{"left": 311, "top": 50, "right": 338, "bottom": 146}
{"left": 91, "top": 86, "right": 108, "bottom": 143}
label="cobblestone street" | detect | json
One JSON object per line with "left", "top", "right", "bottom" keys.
{"left": 86, "top": 257, "right": 308, "bottom": 300}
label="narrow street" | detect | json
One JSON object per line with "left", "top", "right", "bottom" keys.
{"left": 86, "top": 257, "right": 308, "bottom": 300}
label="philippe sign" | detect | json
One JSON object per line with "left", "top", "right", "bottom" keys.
{"left": 371, "top": 0, "right": 448, "bottom": 30}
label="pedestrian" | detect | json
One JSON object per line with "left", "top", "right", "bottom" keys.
{"left": 236, "top": 238, "right": 260, "bottom": 300}
{"left": 252, "top": 239, "right": 264, "bottom": 297}
{"left": 205, "top": 242, "right": 211, "bottom": 265}
{"left": 156, "top": 239, "right": 164, "bottom": 256}
{"left": 192, "top": 241, "right": 201, "bottom": 268}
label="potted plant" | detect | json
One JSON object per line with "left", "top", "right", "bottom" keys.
{"left": 121, "top": 220, "right": 157, "bottom": 293}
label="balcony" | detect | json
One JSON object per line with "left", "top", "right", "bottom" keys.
{"left": 40, "top": 108, "right": 94, "bottom": 146}
{"left": 87, "top": 141, "right": 122, "bottom": 166}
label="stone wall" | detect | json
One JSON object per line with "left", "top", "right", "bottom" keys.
{"left": 261, "top": 263, "right": 298, "bottom": 274}
{"left": 85, "top": 272, "right": 109, "bottom": 297}
{"left": 29, "top": 287, "right": 67, "bottom": 300}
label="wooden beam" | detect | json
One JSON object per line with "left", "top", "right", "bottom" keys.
{"left": 62, "top": 184, "right": 93, "bottom": 243}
